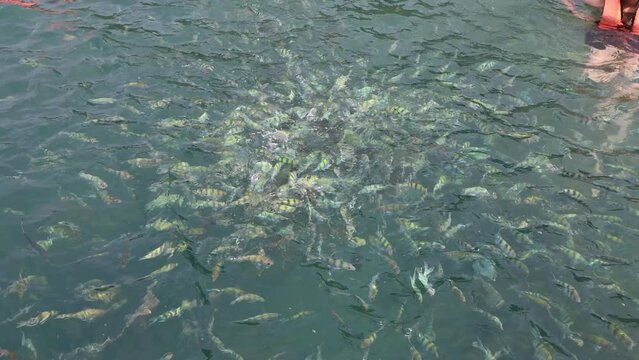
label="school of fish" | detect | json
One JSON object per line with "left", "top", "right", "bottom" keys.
{"left": 1, "top": 2, "right": 639, "bottom": 360}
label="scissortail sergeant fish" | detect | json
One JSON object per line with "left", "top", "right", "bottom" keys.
{"left": 78, "top": 171, "right": 108, "bottom": 189}
{"left": 444, "top": 251, "right": 484, "bottom": 261}
{"left": 150, "top": 299, "right": 198, "bottom": 324}
{"left": 209, "top": 287, "right": 248, "bottom": 299}
{"left": 416, "top": 332, "right": 439, "bottom": 358}
{"left": 534, "top": 339, "right": 553, "bottom": 360}
{"left": 227, "top": 250, "right": 274, "bottom": 268}
{"left": 128, "top": 157, "right": 162, "bottom": 168}
{"left": 193, "top": 187, "right": 226, "bottom": 198}
{"left": 137, "top": 263, "right": 178, "bottom": 281}
{"left": 230, "top": 293, "right": 265, "bottom": 305}
{"left": 124, "top": 283, "right": 159, "bottom": 328}
{"left": 559, "top": 188, "right": 587, "bottom": 203}
{"left": 607, "top": 321, "right": 636, "bottom": 350}
{"left": 139, "top": 242, "right": 185, "bottom": 261}
{"left": 593, "top": 254, "right": 633, "bottom": 266}
{"left": 448, "top": 280, "right": 466, "bottom": 303}
{"left": 581, "top": 334, "right": 616, "bottom": 350}
{"left": 16, "top": 310, "right": 58, "bottom": 328}
{"left": 494, "top": 233, "right": 516, "bottom": 258}
{"left": 283, "top": 310, "right": 313, "bottom": 322}
{"left": 360, "top": 328, "right": 382, "bottom": 349}
{"left": 105, "top": 167, "right": 134, "bottom": 180}
{"left": 233, "top": 312, "right": 281, "bottom": 325}
{"left": 56, "top": 308, "right": 106, "bottom": 321}
{"left": 370, "top": 229, "right": 394, "bottom": 256}
{"left": 210, "top": 260, "right": 224, "bottom": 282}
{"left": 432, "top": 175, "right": 448, "bottom": 195}
{"left": 380, "top": 253, "right": 400, "bottom": 274}
{"left": 368, "top": 273, "right": 379, "bottom": 302}
{"left": 552, "top": 277, "right": 581, "bottom": 303}
{"left": 398, "top": 182, "right": 428, "bottom": 197}
{"left": 210, "top": 334, "right": 245, "bottom": 360}
{"left": 305, "top": 255, "right": 356, "bottom": 271}
{"left": 472, "top": 307, "right": 503, "bottom": 331}
{"left": 521, "top": 291, "right": 552, "bottom": 311}
{"left": 555, "top": 246, "right": 589, "bottom": 266}
{"left": 20, "top": 220, "right": 48, "bottom": 259}
{"left": 359, "top": 184, "right": 388, "bottom": 194}
{"left": 408, "top": 343, "right": 422, "bottom": 360}
{"left": 472, "top": 338, "right": 509, "bottom": 360}
{"left": 65, "top": 337, "right": 114, "bottom": 358}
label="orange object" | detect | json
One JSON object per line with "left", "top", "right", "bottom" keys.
{"left": 599, "top": 0, "right": 639, "bottom": 34}
{"left": 0, "top": 0, "right": 38, "bottom": 7}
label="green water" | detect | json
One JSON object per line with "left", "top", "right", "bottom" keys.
{"left": 1, "top": 0, "right": 639, "bottom": 359}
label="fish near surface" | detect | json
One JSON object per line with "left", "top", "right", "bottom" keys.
{"left": 234, "top": 312, "right": 281, "bottom": 325}
{"left": 227, "top": 249, "right": 274, "bottom": 269}
{"left": 56, "top": 308, "right": 106, "bottom": 321}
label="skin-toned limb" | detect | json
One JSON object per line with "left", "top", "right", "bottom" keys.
{"left": 601, "top": 0, "right": 624, "bottom": 27}
{"left": 0, "top": 0, "right": 38, "bottom": 7}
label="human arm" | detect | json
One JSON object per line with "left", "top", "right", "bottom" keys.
{"left": 0, "top": 0, "right": 39, "bottom": 7}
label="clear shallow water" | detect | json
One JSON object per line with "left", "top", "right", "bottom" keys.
{"left": 1, "top": 0, "right": 639, "bottom": 359}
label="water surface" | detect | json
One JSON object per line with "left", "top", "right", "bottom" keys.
{"left": 1, "top": 0, "right": 639, "bottom": 359}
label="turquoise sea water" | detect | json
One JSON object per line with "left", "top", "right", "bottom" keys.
{"left": 1, "top": 0, "right": 639, "bottom": 359}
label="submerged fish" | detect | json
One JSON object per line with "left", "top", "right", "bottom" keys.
{"left": 448, "top": 280, "right": 466, "bottom": 303}
{"left": 462, "top": 186, "right": 492, "bottom": 198}
{"left": 552, "top": 276, "right": 581, "bottom": 303}
{"left": 368, "top": 273, "right": 379, "bottom": 302}
{"left": 607, "top": 321, "right": 636, "bottom": 350}
{"left": 227, "top": 249, "right": 274, "bottom": 268}
{"left": 472, "top": 338, "right": 509, "bottom": 360}
{"left": 582, "top": 334, "right": 616, "bottom": 351}
{"left": 16, "top": 310, "right": 59, "bottom": 328}
{"left": 79, "top": 171, "right": 108, "bottom": 190}
{"left": 306, "top": 255, "right": 356, "bottom": 271}
{"left": 56, "top": 308, "right": 106, "bottom": 321}
{"left": 138, "top": 263, "right": 178, "bottom": 281}
{"left": 521, "top": 291, "right": 552, "bottom": 311}
{"left": 472, "top": 307, "right": 503, "bottom": 331}
{"left": 150, "top": 299, "right": 198, "bottom": 324}
{"left": 88, "top": 97, "right": 117, "bottom": 105}
{"left": 21, "top": 331, "right": 37, "bottom": 359}
{"left": 360, "top": 329, "right": 379, "bottom": 349}
{"left": 139, "top": 242, "right": 184, "bottom": 261}
{"left": 230, "top": 293, "right": 265, "bottom": 305}
{"left": 416, "top": 331, "right": 439, "bottom": 358}
{"left": 473, "top": 258, "right": 497, "bottom": 281}
{"left": 234, "top": 312, "right": 280, "bottom": 325}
